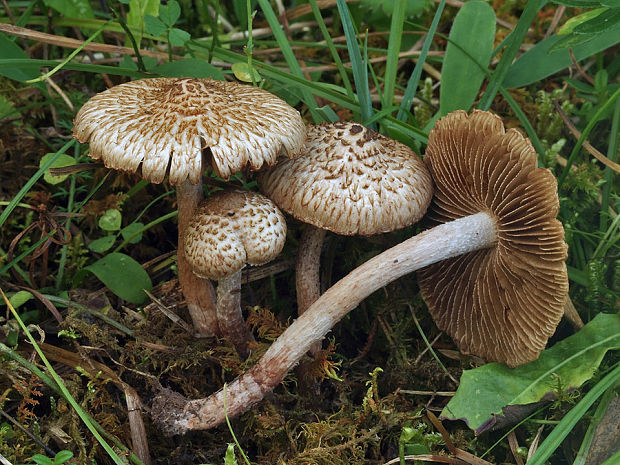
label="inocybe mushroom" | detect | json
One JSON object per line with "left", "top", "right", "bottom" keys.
{"left": 258, "top": 121, "right": 433, "bottom": 347}
{"left": 151, "top": 110, "right": 569, "bottom": 433}
{"left": 72, "top": 77, "right": 305, "bottom": 337}
{"left": 183, "top": 189, "right": 287, "bottom": 358}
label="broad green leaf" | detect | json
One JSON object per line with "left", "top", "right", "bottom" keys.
{"left": 7, "top": 291, "right": 34, "bottom": 309}
{"left": 232, "top": 62, "right": 261, "bottom": 82}
{"left": 0, "top": 35, "right": 42, "bottom": 83}
{"left": 83, "top": 253, "right": 152, "bottom": 304}
{"left": 42, "top": 0, "right": 94, "bottom": 18}
{"left": 159, "top": 0, "right": 181, "bottom": 27}
{"left": 40, "top": 152, "right": 76, "bottom": 184}
{"left": 152, "top": 58, "right": 225, "bottom": 79}
{"left": 30, "top": 455, "right": 53, "bottom": 465}
{"left": 439, "top": 1, "right": 495, "bottom": 115}
{"left": 120, "top": 222, "right": 144, "bottom": 244}
{"left": 88, "top": 235, "right": 117, "bottom": 253}
{"left": 551, "top": 0, "right": 604, "bottom": 6}
{"left": 54, "top": 450, "right": 73, "bottom": 464}
{"left": 98, "top": 209, "right": 122, "bottom": 231}
{"left": 558, "top": 8, "right": 607, "bottom": 34}
{"left": 144, "top": 15, "right": 167, "bottom": 36}
{"left": 168, "top": 27, "right": 191, "bottom": 47}
{"left": 441, "top": 313, "right": 620, "bottom": 434}
{"left": 504, "top": 21, "right": 620, "bottom": 88}
{"left": 574, "top": 7, "right": 620, "bottom": 34}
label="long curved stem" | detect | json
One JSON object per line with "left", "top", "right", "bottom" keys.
{"left": 152, "top": 212, "right": 497, "bottom": 434}
{"left": 217, "top": 271, "right": 255, "bottom": 358}
{"left": 176, "top": 181, "right": 219, "bottom": 337}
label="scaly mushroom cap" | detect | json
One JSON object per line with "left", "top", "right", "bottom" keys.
{"left": 73, "top": 78, "right": 306, "bottom": 184}
{"left": 183, "top": 190, "right": 287, "bottom": 280}
{"left": 418, "top": 110, "right": 569, "bottom": 367}
{"left": 258, "top": 121, "right": 433, "bottom": 235}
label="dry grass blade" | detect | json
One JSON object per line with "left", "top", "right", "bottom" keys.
{"left": 528, "top": 425, "right": 545, "bottom": 461}
{"left": 0, "top": 23, "right": 175, "bottom": 60}
{"left": 554, "top": 100, "right": 620, "bottom": 173}
{"left": 508, "top": 431, "right": 525, "bottom": 465}
{"left": 142, "top": 289, "right": 194, "bottom": 335}
{"left": 382, "top": 455, "right": 470, "bottom": 464}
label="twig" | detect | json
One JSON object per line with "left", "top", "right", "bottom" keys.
{"left": 508, "top": 431, "right": 525, "bottom": 465}
{"left": 569, "top": 49, "right": 595, "bottom": 85}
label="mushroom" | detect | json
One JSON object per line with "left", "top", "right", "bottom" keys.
{"left": 258, "top": 121, "right": 433, "bottom": 346}
{"left": 151, "top": 110, "right": 569, "bottom": 433}
{"left": 73, "top": 77, "right": 306, "bottom": 337}
{"left": 183, "top": 189, "right": 287, "bottom": 358}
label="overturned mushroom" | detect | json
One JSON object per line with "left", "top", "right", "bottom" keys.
{"left": 152, "top": 110, "right": 569, "bottom": 433}
{"left": 184, "top": 189, "right": 287, "bottom": 358}
{"left": 73, "top": 77, "right": 305, "bottom": 336}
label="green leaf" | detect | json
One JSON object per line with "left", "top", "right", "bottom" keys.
{"left": 83, "top": 253, "right": 152, "bottom": 304}
{"left": 40, "top": 152, "right": 76, "bottom": 184}
{"left": 159, "top": 0, "right": 181, "bottom": 27}
{"left": 551, "top": 0, "right": 604, "bottom": 6}
{"left": 0, "top": 35, "right": 43, "bottom": 84}
{"left": 42, "top": 0, "right": 94, "bottom": 18}
{"left": 441, "top": 313, "right": 620, "bottom": 434}
{"left": 120, "top": 222, "right": 144, "bottom": 244}
{"left": 439, "top": 1, "right": 495, "bottom": 115}
{"left": 152, "top": 58, "right": 225, "bottom": 79}
{"left": 224, "top": 444, "right": 239, "bottom": 465}
{"left": 88, "top": 235, "right": 117, "bottom": 253}
{"left": 7, "top": 291, "right": 34, "bottom": 309}
{"left": 30, "top": 455, "right": 54, "bottom": 465}
{"left": 558, "top": 8, "right": 608, "bottom": 34}
{"left": 504, "top": 21, "right": 620, "bottom": 88}
{"left": 574, "top": 7, "right": 620, "bottom": 34}
{"left": 144, "top": 14, "right": 167, "bottom": 36}
{"left": 0, "top": 94, "right": 18, "bottom": 119}
{"left": 126, "top": 0, "right": 160, "bottom": 43}
{"left": 98, "top": 209, "right": 122, "bottom": 231}
{"left": 53, "top": 450, "right": 73, "bottom": 464}
{"left": 168, "top": 27, "right": 191, "bottom": 47}
{"left": 232, "top": 62, "right": 262, "bottom": 82}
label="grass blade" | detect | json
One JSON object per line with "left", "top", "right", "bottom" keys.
{"left": 336, "top": 0, "right": 374, "bottom": 126}
{"left": 383, "top": 0, "right": 407, "bottom": 110}
{"left": 478, "top": 0, "right": 545, "bottom": 110}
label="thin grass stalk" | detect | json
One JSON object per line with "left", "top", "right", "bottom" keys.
{"left": 0, "top": 289, "right": 127, "bottom": 464}
{"left": 0, "top": 58, "right": 149, "bottom": 78}
{"left": 559, "top": 85, "right": 620, "bottom": 187}
{"left": 336, "top": 0, "right": 374, "bottom": 125}
{"left": 383, "top": 0, "right": 406, "bottom": 110}
{"left": 113, "top": 211, "right": 177, "bottom": 253}
{"left": 478, "top": 0, "right": 545, "bottom": 110}
{"left": 397, "top": 0, "right": 446, "bottom": 122}
{"left": 527, "top": 363, "right": 620, "bottom": 465}
{"left": 54, "top": 143, "right": 79, "bottom": 289}
{"left": 0, "top": 342, "right": 145, "bottom": 465}
{"left": 308, "top": 0, "right": 354, "bottom": 100}
{"left": 255, "top": 0, "right": 322, "bottom": 122}
{"left": 599, "top": 98, "right": 620, "bottom": 232}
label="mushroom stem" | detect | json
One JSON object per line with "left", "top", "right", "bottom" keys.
{"left": 176, "top": 181, "right": 219, "bottom": 337}
{"left": 217, "top": 271, "right": 255, "bottom": 359}
{"left": 152, "top": 212, "right": 497, "bottom": 433}
{"left": 296, "top": 226, "right": 326, "bottom": 355}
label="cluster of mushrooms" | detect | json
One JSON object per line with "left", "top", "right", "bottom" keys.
{"left": 73, "top": 77, "right": 569, "bottom": 434}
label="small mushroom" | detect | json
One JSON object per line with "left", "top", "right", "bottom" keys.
{"left": 258, "top": 121, "right": 433, "bottom": 345}
{"left": 151, "top": 110, "right": 569, "bottom": 433}
{"left": 73, "top": 78, "right": 305, "bottom": 337}
{"left": 183, "top": 189, "right": 287, "bottom": 358}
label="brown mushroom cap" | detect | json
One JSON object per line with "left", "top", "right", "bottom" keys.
{"left": 418, "top": 110, "right": 569, "bottom": 367}
{"left": 73, "top": 78, "right": 306, "bottom": 184}
{"left": 183, "top": 190, "right": 287, "bottom": 280}
{"left": 258, "top": 121, "right": 433, "bottom": 236}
